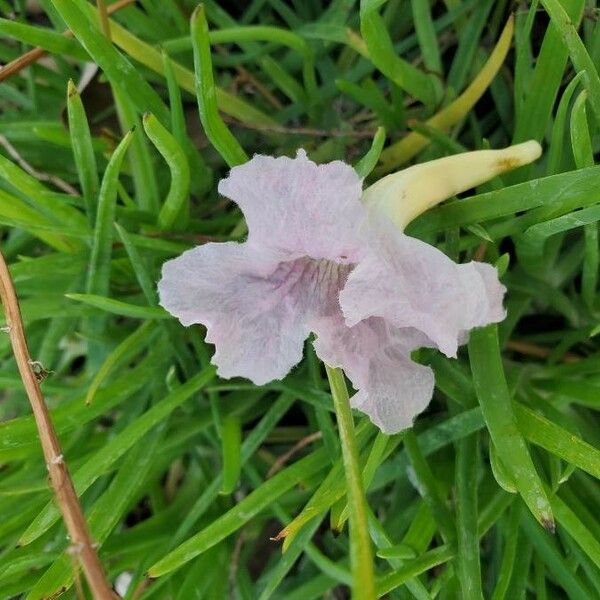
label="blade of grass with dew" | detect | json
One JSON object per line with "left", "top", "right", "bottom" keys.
{"left": 552, "top": 493, "right": 600, "bottom": 571}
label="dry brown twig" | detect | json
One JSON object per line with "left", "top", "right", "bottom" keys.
{"left": 232, "top": 66, "right": 283, "bottom": 111}
{"left": 222, "top": 115, "right": 379, "bottom": 139}
{"left": 473, "top": 241, "right": 489, "bottom": 262}
{"left": 228, "top": 529, "right": 246, "bottom": 600}
{"left": 266, "top": 431, "right": 322, "bottom": 478}
{"left": 505, "top": 339, "right": 580, "bottom": 363}
{"left": 0, "top": 0, "right": 135, "bottom": 83}
{"left": 0, "top": 250, "right": 118, "bottom": 600}
{"left": 0, "top": 134, "right": 79, "bottom": 195}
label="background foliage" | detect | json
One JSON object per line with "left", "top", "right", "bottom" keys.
{"left": 1, "top": 0, "right": 600, "bottom": 598}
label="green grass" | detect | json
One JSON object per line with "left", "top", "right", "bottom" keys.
{"left": 0, "top": 1, "right": 599, "bottom": 598}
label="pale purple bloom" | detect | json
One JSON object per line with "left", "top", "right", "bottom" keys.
{"left": 158, "top": 150, "right": 506, "bottom": 433}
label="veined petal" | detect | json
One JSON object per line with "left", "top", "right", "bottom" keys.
{"left": 158, "top": 243, "right": 352, "bottom": 385}
{"left": 158, "top": 242, "right": 310, "bottom": 384}
{"left": 350, "top": 350, "right": 434, "bottom": 434}
{"left": 218, "top": 150, "right": 367, "bottom": 262}
{"left": 314, "top": 315, "right": 435, "bottom": 433}
{"left": 339, "top": 220, "right": 506, "bottom": 357}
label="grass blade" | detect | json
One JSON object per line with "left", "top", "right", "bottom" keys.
{"left": 50, "top": 0, "right": 169, "bottom": 125}
{"left": 190, "top": 5, "right": 248, "bottom": 167}
{"left": 148, "top": 448, "right": 328, "bottom": 577}
{"left": 142, "top": 113, "right": 190, "bottom": 230}
{"left": 85, "top": 129, "right": 134, "bottom": 298}
{"left": 355, "top": 126, "right": 386, "bottom": 179}
{"left": 66, "top": 80, "right": 99, "bottom": 225}
{"left": 220, "top": 415, "right": 242, "bottom": 495}
{"left": 377, "top": 16, "right": 514, "bottom": 172}
{"left": 66, "top": 293, "right": 170, "bottom": 320}
{"left": 468, "top": 325, "right": 554, "bottom": 531}
{"left": 19, "top": 366, "right": 216, "bottom": 546}
{"left": 541, "top": 0, "right": 600, "bottom": 126}
{"left": 455, "top": 433, "right": 483, "bottom": 599}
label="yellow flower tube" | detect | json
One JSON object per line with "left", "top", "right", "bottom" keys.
{"left": 363, "top": 140, "right": 542, "bottom": 230}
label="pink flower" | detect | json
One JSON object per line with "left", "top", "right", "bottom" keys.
{"left": 158, "top": 148, "right": 531, "bottom": 433}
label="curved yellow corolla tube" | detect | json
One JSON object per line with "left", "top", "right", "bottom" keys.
{"left": 362, "top": 141, "right": 542, "bottom": 230}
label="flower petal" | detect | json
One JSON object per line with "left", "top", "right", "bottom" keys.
{"left": 340, "top": 220, "right": 506, "bottom": 357}
{"left": 350, "top": 350, "right": 434, "bottom": 434}
{"left": 158, "top": 242, "right": 310, "bottom": 385}
{"left": 218, "top": 150, "right": 367, "bottom": 262}
{"left": 313, "top": 315, "right": 434, "bottom": 434}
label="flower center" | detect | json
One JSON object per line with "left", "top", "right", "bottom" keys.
{"left": 265, "top": 257, "right": 353, "bottom": 316}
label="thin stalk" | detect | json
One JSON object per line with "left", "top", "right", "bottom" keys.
{"left": 0, "top": 0, "right": 134, "bottom": 82}
{"left": 0, "top": 250, "right": 116, "bottom": 600}
{"left": 325, "top": 365, "right": 376, "bottom": 600}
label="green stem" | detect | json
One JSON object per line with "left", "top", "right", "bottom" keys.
{"left": 325, "top": 365, "right": 376, "bottom": 600}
